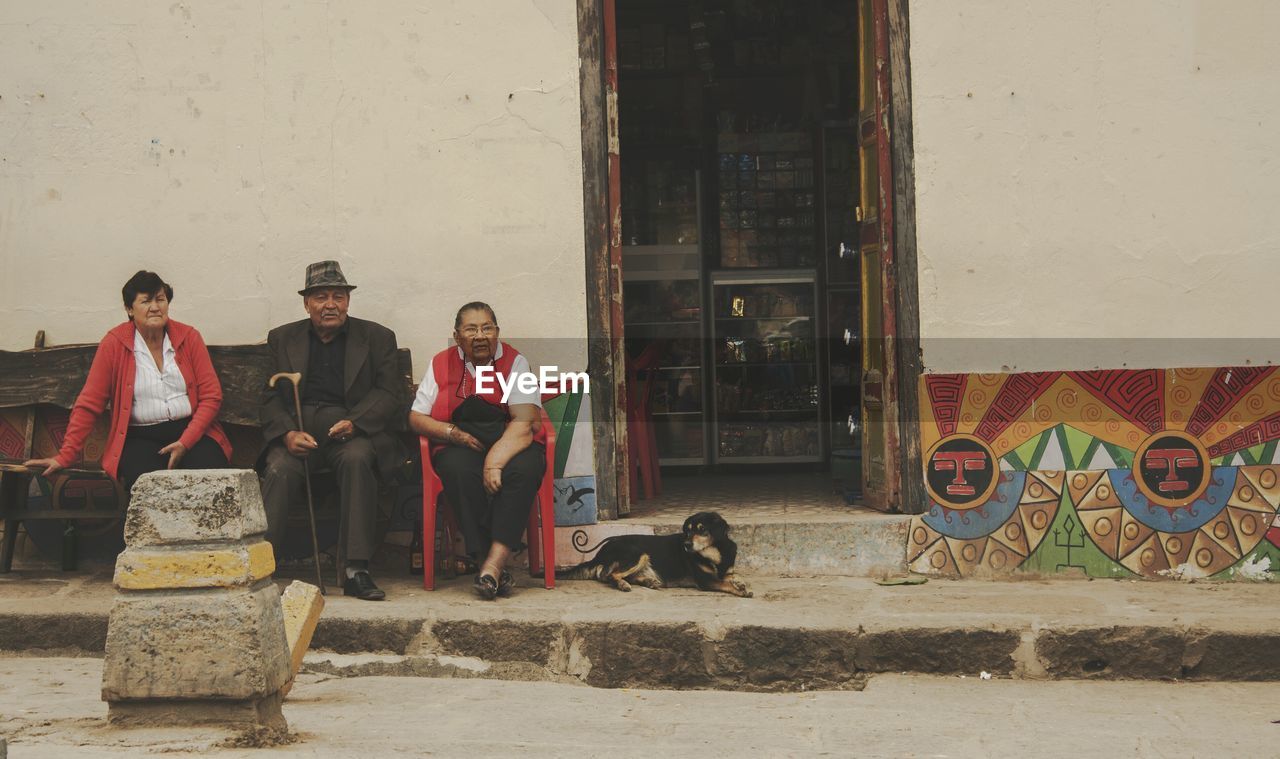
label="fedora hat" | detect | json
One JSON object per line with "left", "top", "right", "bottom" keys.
{"left": 298, "top": 260, "right": 357, "bottom": 295}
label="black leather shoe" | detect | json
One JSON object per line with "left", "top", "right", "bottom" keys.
{"left": 473, "top": 573, "right": 498, "bottom": 601}
{"left": 497, "top": 569, "right": 514, "bottom": 597}
{"left": 343, "top": 570, "right": 386, "bottom": 601}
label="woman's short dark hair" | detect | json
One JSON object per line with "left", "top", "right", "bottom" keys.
{"left": 121, "top": 270, "right": 174, "bottom": 309}
{"left": 454, "top": 301, "right": 498, "bottom": 329}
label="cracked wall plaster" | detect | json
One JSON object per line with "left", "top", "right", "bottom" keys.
{"left": 909, "top": 0, "right": 1280, "bottom": 373}
{"left": 0, "top": 0, "right": 588, "bottom": 379}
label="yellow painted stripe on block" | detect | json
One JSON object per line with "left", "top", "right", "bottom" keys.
{"left": 247, "top": 539, "right": 277, "bottom": 581}
{"left": 113, "top": 540, "right": 276, "bottom": 590}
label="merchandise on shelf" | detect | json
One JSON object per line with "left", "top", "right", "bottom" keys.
{"left": 717, "top": 132, "right": 816, "bottom": 268}
{"left": 718, "top": 423, "right": 820, "bottom": 458}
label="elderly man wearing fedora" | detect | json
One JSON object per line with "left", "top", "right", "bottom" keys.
{"left": 259, "top": 261, "right": 404, "bottom": 600}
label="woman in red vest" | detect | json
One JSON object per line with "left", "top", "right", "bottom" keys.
{"left": 408, "top": 302, "right": 547, "bottom": 600}
{"left": 24, "top": 270, "right": 232, "bottom": 493}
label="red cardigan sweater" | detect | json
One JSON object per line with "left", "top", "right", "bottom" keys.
{"left": 54, "top": 320, "right": 232, "bottom": 480}
{"left": 427, "top": 343, "right": 547, "bottom": 457}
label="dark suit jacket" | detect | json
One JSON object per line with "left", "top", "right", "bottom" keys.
{"left": 260, "top": 316, "right": 405, "bottom": 477}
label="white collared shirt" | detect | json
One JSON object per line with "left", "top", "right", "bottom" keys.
{"left": 411, "top": 343, "right": 541, "bottom": 415}
{"left": 130, "top": 330, "right": 192, "bottom": 425}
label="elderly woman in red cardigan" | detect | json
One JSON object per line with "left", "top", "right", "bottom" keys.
{"left": 408, "top": 302, "right": 546, "bottom": 600}
{"left": 24, "top": 270, "right": 231, "bottom": 493}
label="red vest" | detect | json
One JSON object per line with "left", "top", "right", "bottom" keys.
{"left": 428, "top": 342, "right": 546, "bottom": 455}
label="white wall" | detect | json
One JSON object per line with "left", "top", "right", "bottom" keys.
{"left": 0, "top": 0, "right": 588, "bottom": 378}
{"left": 909, "top": 0, "right": 1280, "bottom": 373}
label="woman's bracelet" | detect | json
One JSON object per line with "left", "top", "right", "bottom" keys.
{"left": 484, "top": 466, "right": 502, "bottom": 471}
{"left": 445, "top": 423, "right": 456, "bottom": 441}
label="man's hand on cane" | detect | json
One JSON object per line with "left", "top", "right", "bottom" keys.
{"left": 285, "top": 430, "right": 319, "bottom": 457}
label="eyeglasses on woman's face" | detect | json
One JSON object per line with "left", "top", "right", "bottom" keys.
{"left": 458, "top": 324, "right": 498, "bottom": 338}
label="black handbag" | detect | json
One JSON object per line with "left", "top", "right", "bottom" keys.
{"left": 450, "top": 395, "right": 508, "bottom": 448}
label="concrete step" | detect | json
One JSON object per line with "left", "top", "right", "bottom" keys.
{"left": 621, "top": 508, "right": 911, "bottom": 578}
{"left": 1, "top": 571, "right": 1278, "bottom": 691}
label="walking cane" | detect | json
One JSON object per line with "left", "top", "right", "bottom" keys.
{"left": 267, "top": 372, "right": 327, "bottom": 595}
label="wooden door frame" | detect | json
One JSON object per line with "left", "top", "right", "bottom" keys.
{"left": 862, "top": 0, "right": 923, "bottom": 514}
{"left": 575, "top": 0, "right": 922, "bottom": 516}
{"left": 577, "top": 0, "right": 628, "bottom": 519}
{"left": 883, "top": 0, "right": 924, "bottom": 515}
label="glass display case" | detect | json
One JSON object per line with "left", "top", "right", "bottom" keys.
{"left": 711, "top": 270, "right": 822, "bottom": 463}
{"left": 622, "top": 168, "right": 708, "bottom": 466}
{"left": 716, "top": 132, "right": 816, "bottom": 269}
{"left": 623, "top": 273, "right": 706, "bottom": 465}
{"left": 621, "top": 156, "right": 700, "bottom": 247}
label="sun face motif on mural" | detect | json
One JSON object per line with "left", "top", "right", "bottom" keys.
{"left": 911, "top": 367, "right": 1280, "bottom": 579}
{"left": 1132, "top": 431, "right": 1211, "bottom": 507}
{"left": 924, "top": 434, "right": 998, "bottom": 510}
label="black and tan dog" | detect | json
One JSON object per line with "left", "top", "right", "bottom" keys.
{"left": 557, "top": 511, "right": 751, "bottom": 597}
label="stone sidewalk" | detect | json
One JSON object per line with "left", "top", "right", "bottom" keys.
{"left": 3, "top": 659, "right": 1278, "bottom": 757}
{"left": 1, "top": 568, "right": 1277, "bottom": 688}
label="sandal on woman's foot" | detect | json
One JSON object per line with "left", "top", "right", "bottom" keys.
{"left": 473, "top": 573, "right": 498, "bottom": 601}
{"left": 497, "top": 569, "right": 514, "bottom": 597}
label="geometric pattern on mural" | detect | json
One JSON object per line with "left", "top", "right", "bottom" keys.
{"left": 908, "top": 469, "right": 1061, "bottom": 577}
{"left": 924, "top": 374, "right": 967, "bottom": 438}
{"left": 912, "top": 367, "right": 1280, "bottom": 580}
{"left": 1067, "top": 369, "right": 1164, "bottom": 433}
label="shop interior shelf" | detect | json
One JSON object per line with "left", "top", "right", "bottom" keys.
{"left": 719, "top": 409, "right": 817, "bottom": 416}
{"left": 714, "top": 315, "right": 811, "bottom": 322}
{"left": 716, "top": 361, "right": 817, "bottom": 368}
{"left": 716, "top": 454, "right": 824, "bottom": 464}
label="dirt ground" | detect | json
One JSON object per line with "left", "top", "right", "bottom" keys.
{"left": 1, "top": 657, "right": 1277, "bottom": 757}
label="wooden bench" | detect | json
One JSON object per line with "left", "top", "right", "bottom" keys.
{"left": 0, "top": 337, "right": 415, "bottom": 572}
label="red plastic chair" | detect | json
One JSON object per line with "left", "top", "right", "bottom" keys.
{"left": 419, "top": 410, "right": 557, "bottom": 590}
{"left": 626, "top": 342, "right": 664, "bottom": 500}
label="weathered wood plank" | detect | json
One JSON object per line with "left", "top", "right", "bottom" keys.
{"left": 0, "top": 345, "right": 98, "bottom": 409}
{"left": 886, "top": 0, "right": 924, "bottom": 515}
{"left": 579, "top": 0, "right": 622, "bottom": 521}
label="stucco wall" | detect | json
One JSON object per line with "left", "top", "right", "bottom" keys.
{"left": 0, "top": 0, "right": 588, "bottom": 378}
{"left": 909, "top": 0, "right": 1280, "bottom": 374}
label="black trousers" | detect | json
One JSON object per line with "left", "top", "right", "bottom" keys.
{"left": 433, "top": 442, "right": 546, "bottom": 557}
{"left": 118, "top": 418, "right": 229, "bottom": 494}
{"left": 260, "top": 404, "right": 379, "bottom": 562}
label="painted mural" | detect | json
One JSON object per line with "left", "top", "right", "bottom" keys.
{"left": 543, "top": 389, "right": 599, "bottom": 526}
{"left": 909, "top": 367, "right": 1280, "bottom": 580}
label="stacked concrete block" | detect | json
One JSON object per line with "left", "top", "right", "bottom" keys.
{"left": 279, "top": 580, "right": 325, "bottom": 698}
{"left": 101, "top": 470, "right": 291, "bottom": 729}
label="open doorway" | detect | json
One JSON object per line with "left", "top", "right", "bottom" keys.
{"left": 610, "top": 0, "right": 883, "bottom": 516}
